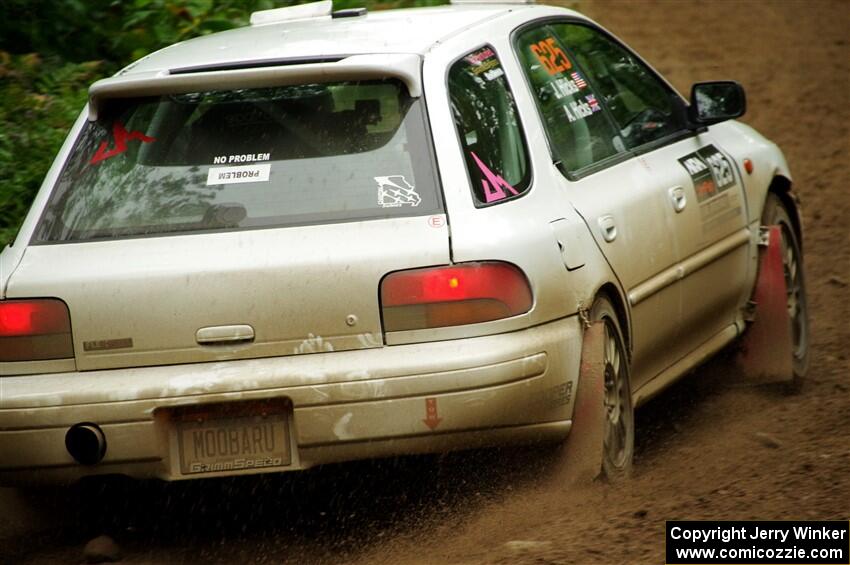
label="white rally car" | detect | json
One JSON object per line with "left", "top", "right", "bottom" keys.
{"left": 0, "top": 0, "right": 807, "bottom": 484}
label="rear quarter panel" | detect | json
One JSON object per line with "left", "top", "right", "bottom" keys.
{"left": 421, "top": 8, "right": 627, "bottom": 337}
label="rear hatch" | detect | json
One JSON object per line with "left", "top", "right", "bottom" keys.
{"left": 9, "top": 78, "right": 448, "bottom": 371}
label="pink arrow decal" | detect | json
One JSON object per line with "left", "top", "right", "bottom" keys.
{"left": 470, "top": 151, "right": 519, "bottom": 203}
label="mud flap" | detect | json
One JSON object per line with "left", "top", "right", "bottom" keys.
{"left": 737, "top": 225, "right": 794, "bottom": 383}
{"left": 559, "top": 321, "right": 606, "bottom": 484}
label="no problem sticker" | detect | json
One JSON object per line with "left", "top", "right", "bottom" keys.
{"left": 212, "top": 153, "right": 271, "bottom": 165}
{"left": 207, "top": 164, "right": 271, "bottom": 185}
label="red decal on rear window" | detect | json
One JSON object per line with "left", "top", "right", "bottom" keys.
{"left": 90, "top": 121, "right": 156, "bottom": 165}
{"left": 470, "top": 152, "right": 519, "bottom": 203}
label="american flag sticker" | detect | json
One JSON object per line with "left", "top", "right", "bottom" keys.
{"left": 586, "top": 94, "right": 601, "bottom": 112}
{"left": 571, "top": 72, "right": 587, "bottom": 88}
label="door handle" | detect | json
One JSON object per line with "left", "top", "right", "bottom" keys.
{"left": 597, "top": 214, "right": 617, "bottom": 242}
{"left": 196, "top": 324, "right": 255, "bottom": 345}
{"left": 669, "top": 185, "right": 687, "bottom": 213}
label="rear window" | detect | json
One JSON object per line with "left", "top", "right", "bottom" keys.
{"left": 34, "top": 79, "right": 442, "bottom": 242}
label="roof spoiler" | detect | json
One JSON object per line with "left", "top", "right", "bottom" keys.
{"left": 87, "top": 53, "right": 422, "bottom": 121}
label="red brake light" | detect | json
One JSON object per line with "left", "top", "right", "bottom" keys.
{"left": 380, "top": 262, "right": 533, "bottom": 331}
{"left": 0, "top": 300, "right": 70, "bottom": 336}
{"left": 0, "top": 299, "right": 73, "bottom": 362}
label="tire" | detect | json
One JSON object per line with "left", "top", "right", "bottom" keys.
{"left": 761, "top": 193, "right": 810, "bottom": 378}
{"left": 590, "top": 295, "right": 634, "bottom": 480}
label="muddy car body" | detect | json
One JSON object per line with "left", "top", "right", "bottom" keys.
{"left": 0, "top": 0, "right": 807, "bottom": 484}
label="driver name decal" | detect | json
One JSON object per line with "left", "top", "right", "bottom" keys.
{"left": 551, "top": 76, "right": 580, "bottom": 98}
{"left": 564, "top": 98, "right": 594, "bottom": 123}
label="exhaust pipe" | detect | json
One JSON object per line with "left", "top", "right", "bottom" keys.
{"left": 65, "top": 423, "right": 107, "bottom": 465}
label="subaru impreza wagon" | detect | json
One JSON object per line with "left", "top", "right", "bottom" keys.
{"left": 0, "top": 0, "right": 808, "bottom": 484}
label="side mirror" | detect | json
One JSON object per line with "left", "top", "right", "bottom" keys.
{"left": 688, "top": 81, "right": 746, "bottom": 127}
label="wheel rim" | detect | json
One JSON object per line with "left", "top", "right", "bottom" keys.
{"left": 778, "top": 222, "right": 808, "bottom": 363}
{"left": 602, "top": 318, "right": 631, "bottom": 469}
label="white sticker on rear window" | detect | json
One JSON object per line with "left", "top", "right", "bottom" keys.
{"left": 212, "top": 153, "right": 271, "bottom": 165}
{"left": 207, "top": 164, "right": 271, "bottom": 186}
{"left": 375, "top": 175, "right": 421, "bottom": 208}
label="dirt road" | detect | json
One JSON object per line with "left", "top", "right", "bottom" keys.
{"left": 3, "top": 1, "right": 849, "bottom": 563}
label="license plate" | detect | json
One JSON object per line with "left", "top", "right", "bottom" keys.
{"left": 174, "top": 402, "right": 291, "bottom": 475}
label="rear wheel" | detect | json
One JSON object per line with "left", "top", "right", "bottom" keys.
{"left": 590, "top": 296, "right": 634, "bottom": 480}
{"left": 762, "top": 193, "right": 810, "bottom": 378}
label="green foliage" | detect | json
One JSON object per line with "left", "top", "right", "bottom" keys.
{"left": 0, "top": 53, "right": 103, "bottom": 244}
{"left": 0, "top": 0, "right": 449, "bottom": 245}
{"left": 114, "top": 0, "right": 283, "bottom": 62}
{"left": 0, "top": 0, "right": 285, "bottom": 64}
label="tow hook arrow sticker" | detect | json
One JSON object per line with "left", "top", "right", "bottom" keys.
{"left": 422, "top": 397, "right": 443, "bottom": 430}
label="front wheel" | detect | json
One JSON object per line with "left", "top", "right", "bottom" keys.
{"left": 590, "top": 296, "right": 634, "bottom": 480}
{"left": 762, "top": 193, "right": 810, "bottom": 378}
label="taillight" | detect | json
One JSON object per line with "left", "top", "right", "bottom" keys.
{"left": 0, "top": 299, "right": 73, "bottom": 362}
{"left": 380, "top": 262, "right": 533, "bottom": 331}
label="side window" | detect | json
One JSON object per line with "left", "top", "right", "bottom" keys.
{"left": 515, "top": 26, "right": 624, "bottom": 173}
{"left": 550, "top": 23, "right": 682, "bottom": 148}
{"left": 448, "top": 46, "right": 531, "bottom": 206}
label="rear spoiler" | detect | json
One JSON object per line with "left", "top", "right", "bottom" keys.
{"left": 87, "top": 53, "right": 422, "bottom": 121}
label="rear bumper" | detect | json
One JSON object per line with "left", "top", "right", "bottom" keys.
{"left": 0, "top": 316, "right": 582, "bottom": 485}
